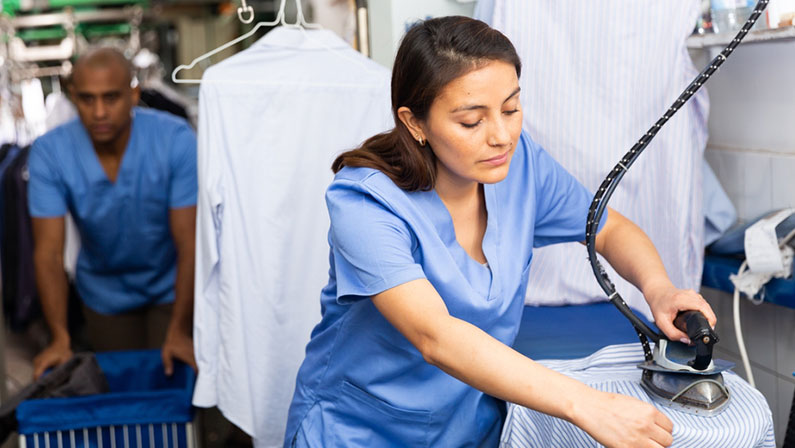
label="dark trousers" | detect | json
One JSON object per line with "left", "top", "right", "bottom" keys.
{"left": 81, "top": 303, "right": 173, "bottom": 351}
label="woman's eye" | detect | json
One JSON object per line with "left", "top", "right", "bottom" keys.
{"left": 461, "top": 120, "right": 481, "bottom": 129}
{"left": 504, "top": 109, "right": 520, "bottom": 115}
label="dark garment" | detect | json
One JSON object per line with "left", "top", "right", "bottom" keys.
{"left": 0, "top": 144, "right": 21, "bottom": 251}
{"left": 1, "top": 147, "right": 39, "bottom": 331}
{"left": 0, "top": 144, "right": 12, "bottom": 164}
{"left": 81, "top": 302, "right": 173, "bottom": 351}
{"left": 140, "top": 89, "right": 189, "bottom": 121}
{"left": 0, "top": 353, "right": 108, "bottom": 444}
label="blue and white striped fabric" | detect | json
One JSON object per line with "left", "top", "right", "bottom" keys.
{"left": 476, "top": 1, "right": 710, "bottom": 319}
{"left": 500, "top": 343, "right": 775, "bottom": 448}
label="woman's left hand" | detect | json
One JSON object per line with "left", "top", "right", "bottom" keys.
{"left": 644, "top": 284, "right": 718, "bottom": 344}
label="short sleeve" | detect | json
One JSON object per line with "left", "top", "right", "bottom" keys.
{"left": 531, "top": 144, "right": 607, "bottom": 247}
{"left": 27, "top": 139, "right": 68, "bottom": 217}
{"left": 327, "top": 180, "right": 425, "bottom": 304}
{"left": 168, "top": 124, "right": 198, "bottom": 208}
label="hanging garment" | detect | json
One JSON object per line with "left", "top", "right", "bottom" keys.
{"left": 476, "top": 1, "right": 712, "bottom": 318}
{"left": 1, "top": 147, "right": 39, "bottom": 331}
{"left": 0, "top": 93, "right": 17, "bottom": 147}
{"left": 500, "top": 343, "right": 775, "bottom": 448}
{"left": 140, "top": 89, "right": 190, "bottom": 121}
{"left": 20, "top": 79, "right": 47, "bottom": 144}
{"left": 193, "top": 27, "right": 392, "bottom": 447}
{"left": 0, "top": 144, "right": 21, "bottom": 257}
{"left": 44, "top": 92, "right": 77, "bottom": 131}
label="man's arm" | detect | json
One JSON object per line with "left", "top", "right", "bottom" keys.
{"left": 32, "top": 216, "right": 72, "bottom": 379}
{"left": 162, "top": 205, "right": 197, "bottom": 375}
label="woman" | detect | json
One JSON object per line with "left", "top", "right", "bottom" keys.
{"left": 285, "top": 16, "right": 715, "bottom": 448}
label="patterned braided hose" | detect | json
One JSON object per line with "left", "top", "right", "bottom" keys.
{"left": 584, "top": 1, "right": 770, "bottom": 361}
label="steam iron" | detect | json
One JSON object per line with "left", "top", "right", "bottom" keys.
{"left": 638, "top": 311, "right": 733, "bottom": 416}
{"left": 581, "top": 0, "right": 769, "bottom": 418}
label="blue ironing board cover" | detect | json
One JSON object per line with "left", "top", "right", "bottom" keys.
{"left": 512, "top": 302, "right": 657, "bottom": 360}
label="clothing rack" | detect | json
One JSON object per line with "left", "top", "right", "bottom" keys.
{"left": 2, "top": 5, "right": 144, "bottom": 77}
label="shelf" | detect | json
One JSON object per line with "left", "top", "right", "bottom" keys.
{"left": 688, "top": 25, "right": 795, "bottom": 49}
{"left": 1, "top": 0, "right": 147, "bottom": 16}
{"left": 10, "top": 7, "right": 142, "bottom": 28}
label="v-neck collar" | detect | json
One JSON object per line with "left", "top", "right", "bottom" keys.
{"left": 418, "top": 183, "right": 502, "bottom": 300}
{"left": 75, "top": 110, "right": 138, "bottom": 186}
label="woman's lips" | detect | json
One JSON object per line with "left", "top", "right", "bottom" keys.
{"left": 482, "top": 151, "right": 509, "bottom": 166}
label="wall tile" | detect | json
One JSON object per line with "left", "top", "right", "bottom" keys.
{"left": 710, "top": 150, "right": 747, "bottom": 218}
{"left": 775, "top": 304, "right": 795, "bottom": 379}
{"left": 740, "top": 152, "right": 773, "bottom": 221}
{"left": 704, "top": 288, "right": 740, "bottom": 355}
{"left": 751, "top": 369, "right": 779, "bottom": 438}
{"left": 702, "top": 288, "right": 777, "bottom": 370}
{"left": 771, "top": 155, "right": 795, "bottom": 211}
{"left": 739, "top": 297, "right": 778, "bottom": 372}
{"left": 777, "top": 379, "right": 794, "bottom": 448}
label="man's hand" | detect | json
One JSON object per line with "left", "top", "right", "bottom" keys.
{"left": 644, "top": 284, "right": 717, "bottom": 344}
{"left": 161, "top": 328, "right": 196, "bottom": 376}
{"left": 33, "top": 339, "right": 73, "bottom": 380}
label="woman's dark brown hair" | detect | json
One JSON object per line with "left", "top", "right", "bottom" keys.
{"left": 331, "top": 16, "right": 521, "bottom": 191}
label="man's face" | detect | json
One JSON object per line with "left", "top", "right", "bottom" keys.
{"left": 70, "top": 64, "right": 139, "bottom": 145}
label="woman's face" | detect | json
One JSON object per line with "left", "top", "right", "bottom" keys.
{"left": 421, "top": 60, "right": 523, "bottom": 188}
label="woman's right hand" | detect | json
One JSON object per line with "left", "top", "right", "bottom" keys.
{"left": 571, "top": 389, "right": 674, "bottom": 448}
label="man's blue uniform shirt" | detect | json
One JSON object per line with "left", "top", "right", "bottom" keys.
{"left": 28, "top": 107, "right": 197, "bottom": 314}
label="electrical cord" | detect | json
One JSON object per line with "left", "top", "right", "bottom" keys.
{"left": 583, "top": 0, "right": 770, "bottom": 361}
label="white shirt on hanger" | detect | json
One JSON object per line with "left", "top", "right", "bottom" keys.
{"left": 192, "top": 27, "right": 392, "bottom": 447}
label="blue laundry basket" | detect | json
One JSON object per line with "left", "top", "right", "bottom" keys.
{"left": 17, "top": 350, "right": 196, "bottom": 448}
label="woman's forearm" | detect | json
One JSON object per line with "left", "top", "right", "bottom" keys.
{"left": 425, "top": 314, "right": 592, "bottom": 422}
{"left": 592, "top": 208, "right": 717, "bottom": 340}
{"left": 373, "top": 279, "right": 674, "bottom": 447}
{"left": 594, "top": 208, "right": 674, "bottom": 296}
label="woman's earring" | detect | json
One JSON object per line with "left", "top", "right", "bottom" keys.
{"left": 417, "top": 135, "right": 425, "bottom": 147}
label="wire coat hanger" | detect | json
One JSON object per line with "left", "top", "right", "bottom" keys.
{"left": 171, "top": 0, "right": 321, "bottom": 84}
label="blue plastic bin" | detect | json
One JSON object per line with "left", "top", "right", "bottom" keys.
{"left": 17, "top": 350, "right": 196, "bottom": 448}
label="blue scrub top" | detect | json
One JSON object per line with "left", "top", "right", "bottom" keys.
{"left": 27, "top": 108, "right": 197, "bottom": 314}
{"left": 285, "top": 131, "right": 607, "bottom": 447}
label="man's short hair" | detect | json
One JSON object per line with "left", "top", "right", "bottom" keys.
{"left": 71, "top": 47, "right": 135, "bottom": 86}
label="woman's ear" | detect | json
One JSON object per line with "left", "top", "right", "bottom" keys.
{"left": 397, "top": 106, "right": 426, "bottom": 144}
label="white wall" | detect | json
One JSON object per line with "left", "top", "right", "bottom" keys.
{"left": 694, "top": 37, "right": 795, "bottom": 447}
{"left": 368, "top": 0, "right": 475, "bottom": 68}
{"left": 696, "top": 39, "right": 795, "bottom": 221}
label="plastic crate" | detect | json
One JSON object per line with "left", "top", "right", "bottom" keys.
{"left": 17, "top": 350, "right": 196, "bottom": 448}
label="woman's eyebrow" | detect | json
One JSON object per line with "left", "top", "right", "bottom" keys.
{"left": 451, "top": 103, "right": 487, "bottom": 113}
{"left": 503, "top": 87, "right": 521, "bottom": 103}
{"left": 450, "top": 87, "right": 522, "bottom": 113}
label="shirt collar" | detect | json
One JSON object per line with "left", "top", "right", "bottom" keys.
{"left": 255, "top": 26, "right": 351, "bottom": 51}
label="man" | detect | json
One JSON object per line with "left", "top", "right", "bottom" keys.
{"left": 28, "top": 47, "right": 197, "bottom": 379}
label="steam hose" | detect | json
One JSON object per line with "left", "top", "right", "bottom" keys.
{"left": 583, "top": 1, "right": 771, "bottom": 361}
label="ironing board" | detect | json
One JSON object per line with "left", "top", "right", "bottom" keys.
{"left": 506, "top": 304, "right": 776, "bottom": 447}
